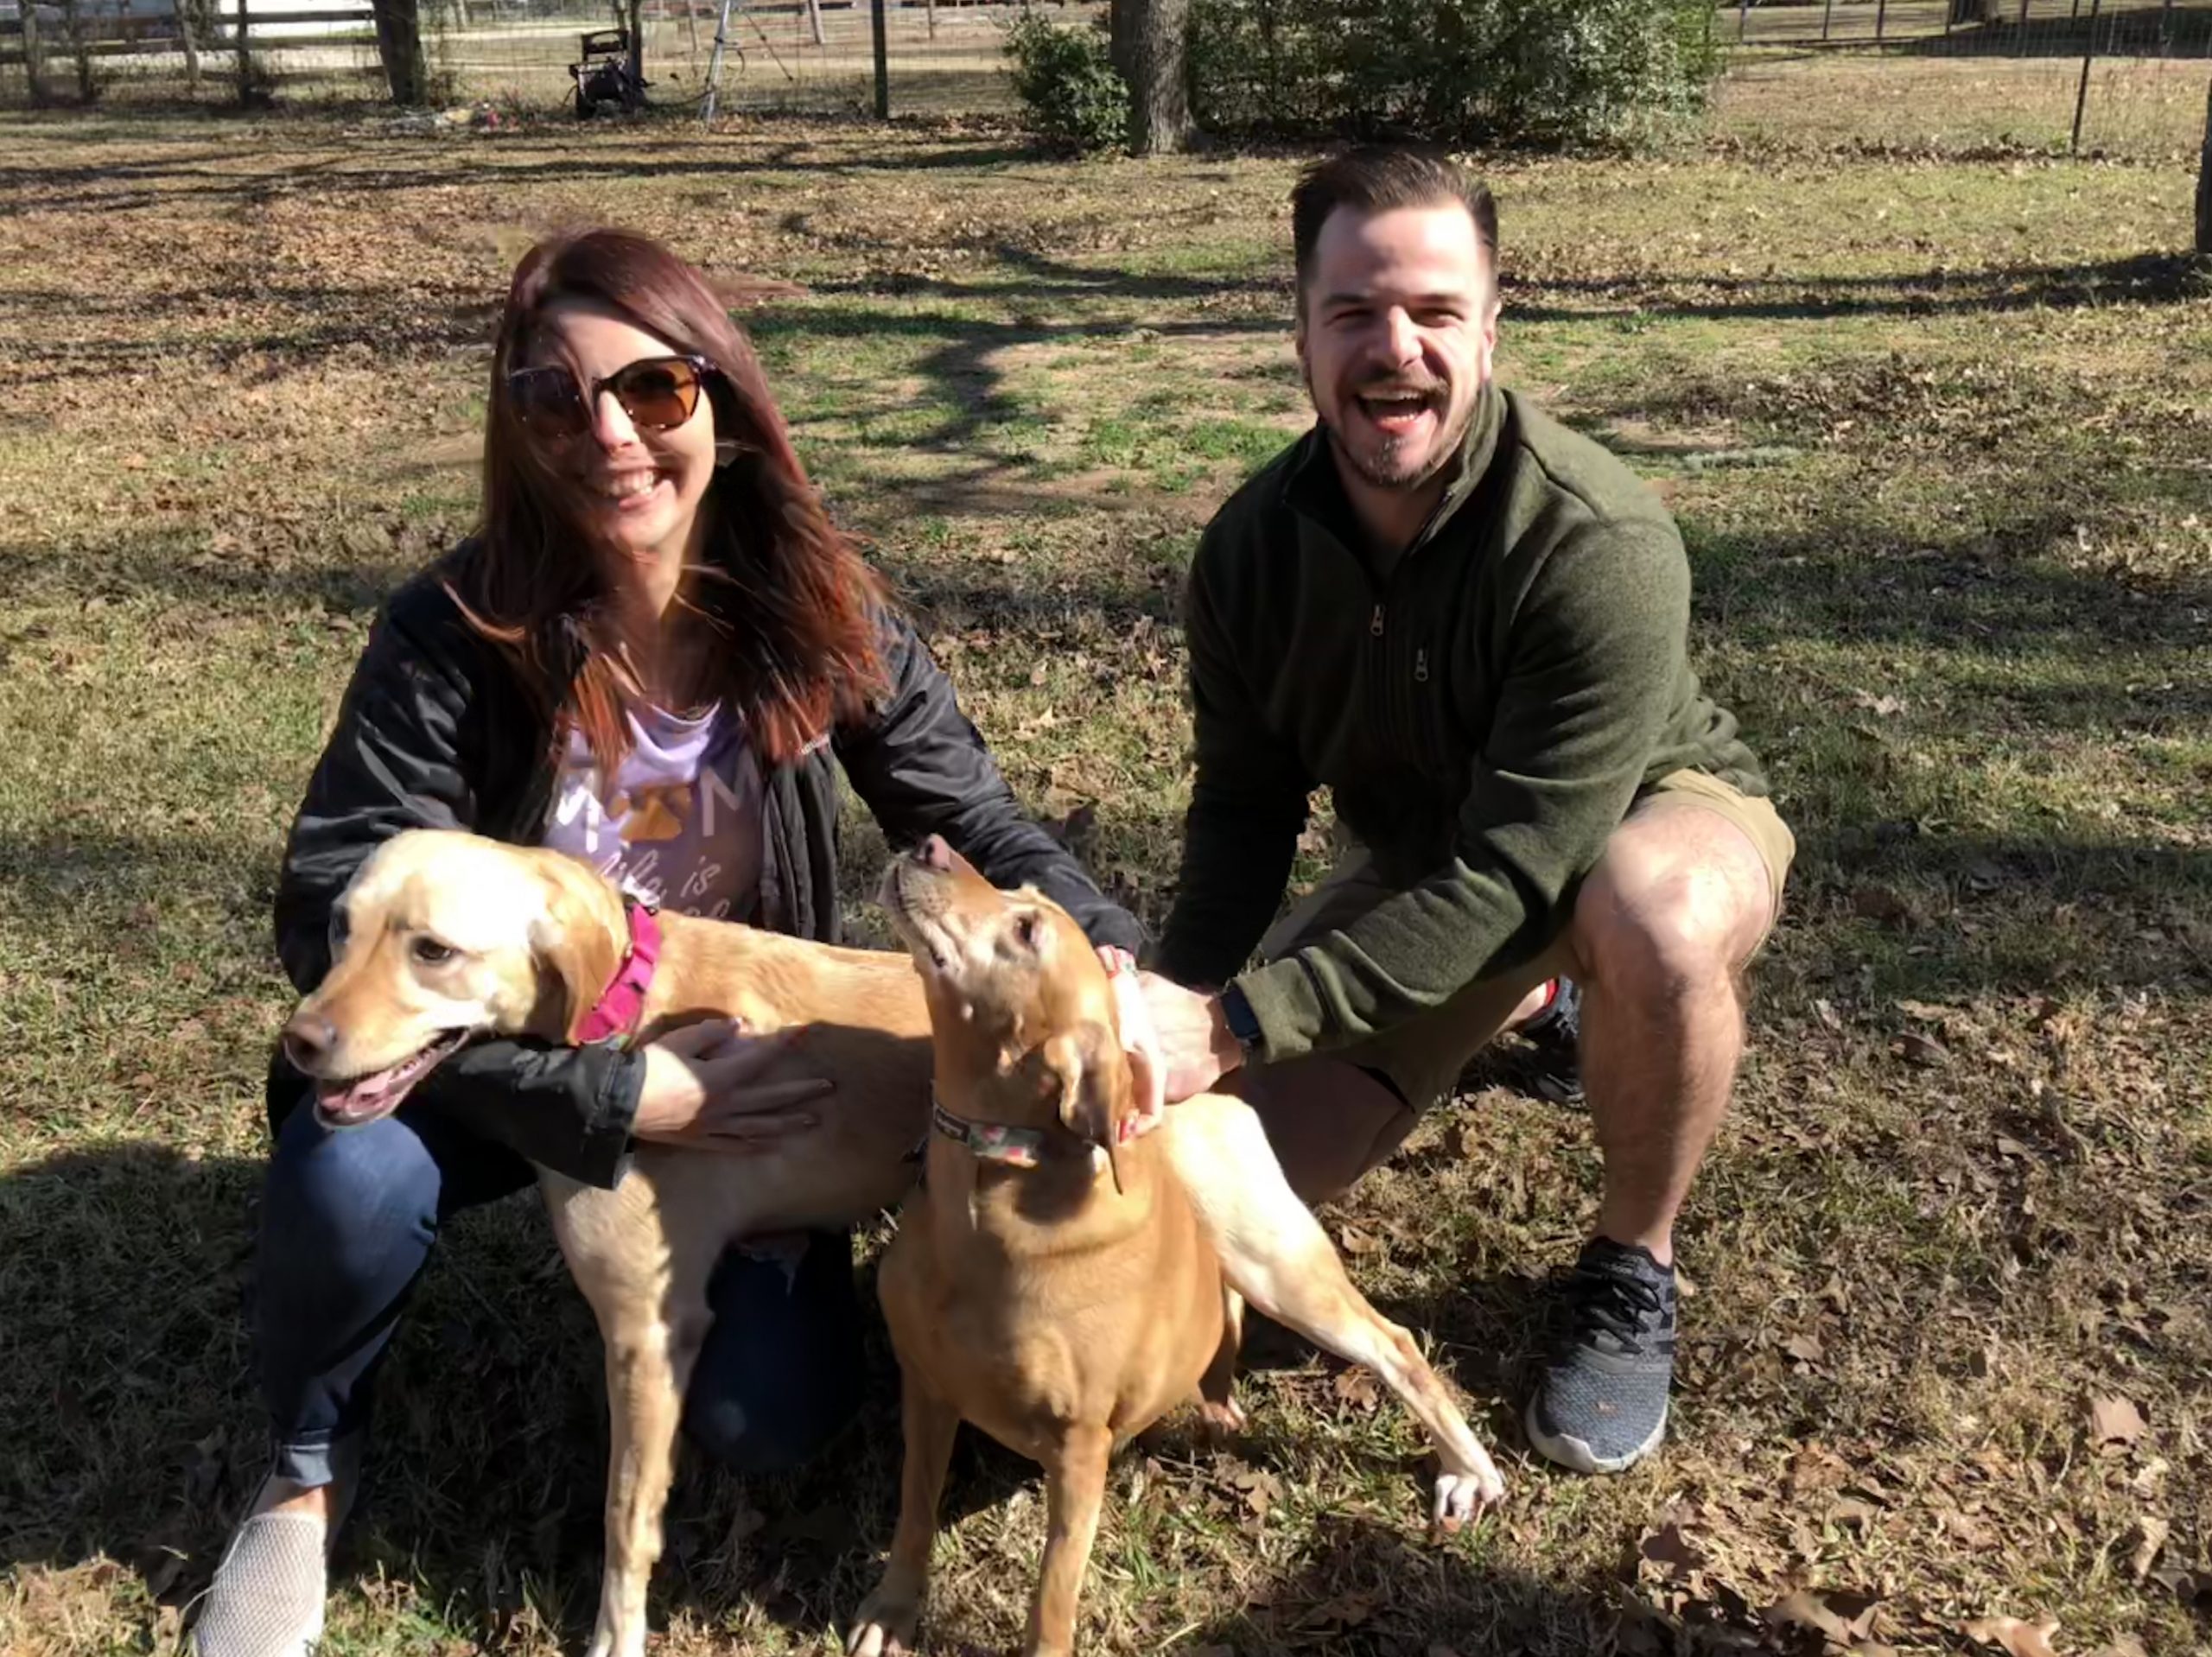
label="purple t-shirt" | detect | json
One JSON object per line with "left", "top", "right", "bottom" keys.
{"left": 541, "top": 702, "right": 764, "bottom": 921}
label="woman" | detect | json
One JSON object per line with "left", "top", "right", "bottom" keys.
{"left": 193, "top": 228, "right": 1147, "bottom": 1657}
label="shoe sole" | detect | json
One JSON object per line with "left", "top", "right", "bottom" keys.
{"left": 1522, "top": 1395, "right": 1668, "bottom": 1475}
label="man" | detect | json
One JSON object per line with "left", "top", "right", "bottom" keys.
{"left": 1136, "top": 147, "right": 1793, "bottom": 1475}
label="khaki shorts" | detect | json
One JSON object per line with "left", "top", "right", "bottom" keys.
{"left": 1255, "top": 769, "right": 1796, "bottom": 1113}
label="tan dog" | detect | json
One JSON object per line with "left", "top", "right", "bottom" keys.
{"left": 849, "top": 835, "right": 1507, "bottom": 1657}
{"left": 277, "top": 828, "right": 935, "bottom": 1657}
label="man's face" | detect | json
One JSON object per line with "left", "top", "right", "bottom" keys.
{"left": 1295, "top": 201, "right": 1498, "bottom": 496}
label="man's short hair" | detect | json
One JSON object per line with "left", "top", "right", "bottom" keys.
{"left": 1290, "top": 145, "right": 1499, "bottom": 307}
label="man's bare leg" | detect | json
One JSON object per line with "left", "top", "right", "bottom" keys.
{"left": 1527, "top": 799, "right": 1774, "bottom": 1475}
{"left": 1568, "top": 802, "right": 1773, "bottom": 1268}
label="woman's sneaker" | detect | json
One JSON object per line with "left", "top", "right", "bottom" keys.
{"left": 1524, "top": 1237, "right": 1676, "bottom": 1474}
{"left": 191, "top": 1446, "right": 357, "bottom": 1657}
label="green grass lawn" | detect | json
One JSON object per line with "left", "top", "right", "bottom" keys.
{"left": 1, "top": 67, "right": 2208, "bottom": 1657}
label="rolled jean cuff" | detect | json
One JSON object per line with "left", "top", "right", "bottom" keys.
{"left": 270, "top": 1427, "right": 357, "bottom": 1489}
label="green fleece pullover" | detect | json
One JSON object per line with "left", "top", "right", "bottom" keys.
{"left": 1155, "top": 383, "right": 1766, "bottom": 1065}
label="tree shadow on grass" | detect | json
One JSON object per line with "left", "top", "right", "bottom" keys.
{"left": 1505, "top": 251, "right": 2209, "bottom": 326}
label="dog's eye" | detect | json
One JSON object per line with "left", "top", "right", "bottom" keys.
{"left": 1014, "top": 911, "right": 1040, "bottom": 951}
{"left": 411, "top": 937, "right": 455, "bottom": 966}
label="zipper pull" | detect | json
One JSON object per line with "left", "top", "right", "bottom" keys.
{"left": 1370, "top": 604, "right": 1385, "bottom": 638}
{"left": 1414, "top": 648, "right": 1429, "bottom": 683}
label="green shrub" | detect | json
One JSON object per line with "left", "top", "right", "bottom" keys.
{"left": 1187, "top": 0, "right": 1722, "bottom": 149}
{"left": 1003, "top": 9, "right": 1129, "bottom": 156}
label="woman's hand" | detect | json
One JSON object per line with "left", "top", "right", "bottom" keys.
{"left": 632, "top": 1019, "right": 833, "bottom": 1152}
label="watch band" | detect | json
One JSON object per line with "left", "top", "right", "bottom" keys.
{"left": 1219, "top": 982, "right": 1264, "bottom": 1062}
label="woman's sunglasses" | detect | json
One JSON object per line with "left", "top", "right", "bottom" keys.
{"left": 507, "top": 353, "right": 715, "bottom": 441}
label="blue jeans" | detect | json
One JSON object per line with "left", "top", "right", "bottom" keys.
{"left": 258, "top": 1099, "right": 865, "bottom": 1486}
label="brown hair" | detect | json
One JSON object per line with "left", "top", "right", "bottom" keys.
{"left": 1290, "top": 146, "right": 1498, "bottom": 308}
{"left": 453, "top": 227, "right": 887, "bottom": 771}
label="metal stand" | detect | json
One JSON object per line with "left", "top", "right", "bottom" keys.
{"left": 699, "top": 0, "right": 736, "bottom": 121}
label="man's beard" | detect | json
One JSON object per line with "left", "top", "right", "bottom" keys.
{"left": 1325, "top": 395, "right": 1471, "bottom": 492}
{"left": 1307, "top": 362, "right": 1478, "bottom": 495}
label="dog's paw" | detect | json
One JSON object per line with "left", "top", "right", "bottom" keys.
{"left": 1198, "top": 1394, "right": 1249, "bottom": 1440}
{"left": 847, "top": 1589, "right": 922, "bottom": 1657}
{"left": 1429, "top": 1454, "right": 1508, "bottom": 1534}
{"left": 583, "top": 1628, "right": 647, "bottom": 1657}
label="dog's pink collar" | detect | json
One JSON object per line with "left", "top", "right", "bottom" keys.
{"left": 574, "top": 900, "right": 662, "bottom": 1048}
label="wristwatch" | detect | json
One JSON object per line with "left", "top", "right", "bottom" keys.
{"left": 1217, "top": 982, "right": 1265, "bottom": 1064}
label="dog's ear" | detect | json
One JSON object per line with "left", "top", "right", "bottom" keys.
{"left": 1043, "top": 1021, "right": 1128, "bottom": 1195}
{"left": 525, "top": 853, "right": 626, "bottom": 1044}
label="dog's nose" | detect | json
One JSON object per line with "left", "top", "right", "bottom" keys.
{"left": 913, "top": 835, "right": 955, "bottom": 873}
{"left": 281, "top": 1013, "right": 337, "bottom": 1073}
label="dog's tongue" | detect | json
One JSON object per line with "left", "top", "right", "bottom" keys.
{"left": 316, "top": 1061, "right": 422, "bottom": 1126}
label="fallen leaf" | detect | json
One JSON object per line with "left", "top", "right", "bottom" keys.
{"left": 1331, "top": 1366, "right": 1380, "bottom": 1412}
{"left": 1964, "top": 1614, "right": 2062, "bottom": 1657}
{"left": 1830, "top": 1496, "right": 1879, "bottom": 1529}
{"left": 725, "top": 1504, "right": 765, "bottom": 1546}
{"left": 2130, "top": 1515, "right": 2171, "bottom": 1581}
{"left": 1892, "top": 1030, "right": 1950, "bottom": 1068}
{"left": 1764, "top": 1590, "right": 1841, "bottom": 1641}
{"left": 2090, "top": 1394, "right": 2146, "bottom": 1450}
{"left": 1784, "top": 1332, "right": 1827, "bottom": 1364}
{"left": 1338, "top": 1223, "right": 1382, "bottom": 1255}
{"left": 1639, "top": 1521, "right": 1705, "bottom": 1578}
{"left": 1303, "top": 1590, "right": 1376, "bottom": 1628}
{"left": 1853, "top": 885, "right": 1916, "bottom": 927}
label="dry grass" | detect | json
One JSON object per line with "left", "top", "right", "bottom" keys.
{"left": 2, "top": 61, "right": 2209, "bottom": 1657}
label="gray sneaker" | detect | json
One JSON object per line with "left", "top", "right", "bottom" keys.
{"left": 1524, "top": 1237, "right": 1676, "bottom": 1474}
{"left": 191, "top": 1450, "right": 357, "bottom": 1657}
{"left": 190, "top": 1509, "right": 328, "bottom": 1657}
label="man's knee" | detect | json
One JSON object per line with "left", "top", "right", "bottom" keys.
{"left": 1573, "top": 831, "right": 1755, "bottom": 1001}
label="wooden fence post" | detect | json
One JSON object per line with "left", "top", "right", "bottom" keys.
{"left": 2196, "top": 76, "right": 2211, "bottom": 253}
{"left": 869, "top": 0, "right": 887, "bottom": 116}
{"left": 2070, "top": 0, "right": 2101, "bottom": 153}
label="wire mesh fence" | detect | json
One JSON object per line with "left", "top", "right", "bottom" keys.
{"left": 0, "top": 0, "right": 1098, "bottom": 115}
{"left": 1713, "top": 0, "right": 2212, "bottom": 156}
{"left": 0, "top": 0, "right": 2202, "bottom": 158}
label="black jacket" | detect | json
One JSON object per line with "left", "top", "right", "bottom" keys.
{"left": 269, "top": 557, "right": 1142, "bottom": 1188}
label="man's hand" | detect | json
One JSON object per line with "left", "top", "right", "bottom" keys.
{"left": 1097, "top": 946, "right": 1167, "bottom": 1142}
{"left": 1137, "top": 970, "right": 1244, "bottom": 1112}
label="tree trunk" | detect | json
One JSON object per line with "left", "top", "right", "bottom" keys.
{"left": 233, "top": 0, "right": 251, "bottom": 103}
{"left": 177, "top": 0, "right": 202, "bottom": 88}
{"left": 2196, "top": 78, "right": 2211, "bottom": 256}
{"left": 369, "top": 0, "right": 429, "bottom": 102}
{"left": 56, "top": 0, "right": 98, "bottom": 100}
{"left": 20, "top": 0, "right": 53, "bottom": 103}
{"left": 1111, "top": 0, "right": 1189, "bottom": 155}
